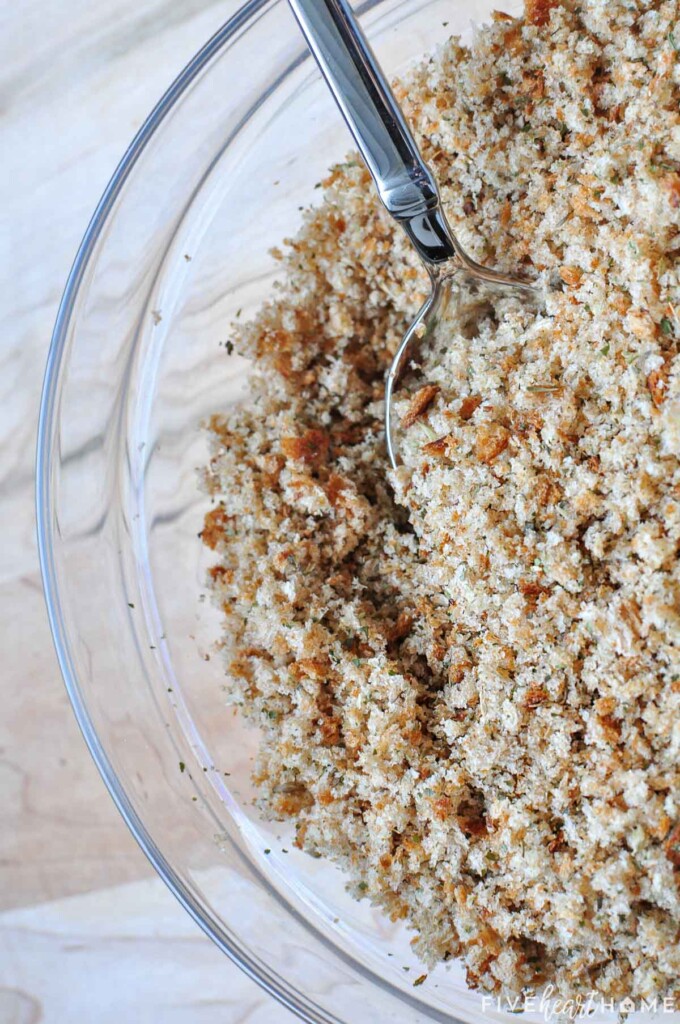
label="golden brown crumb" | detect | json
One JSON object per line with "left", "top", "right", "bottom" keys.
{"left": 280, "top": 428, "right": 329, "bottom": 465}
{"left": 402, "top": 384, "right": 440, "bottom": 427}
{"left": 666, "top": 825, "right": 680, "bottom": 867}
{"left": 523, "top": 685, "right": 549, "bottom": 709}
{"left": 459, "top": 394, "right": 483, "bottom": 420}
{"left": 200, "top": 506, "right": 229, "bottom": 550}
{"left": 524, "top": 0, "right": 558, "bottom": 26}
{"left": 648, "top": 358, "right": 671, "bottom": 408}
{"left": 559, "top": 266, "right": 582, "bottom": 287}
{"left": 421, "top": 434, "right": 456, "bottom": 459}
{"left": 474, "top": 422, "right": 511, "bottom": 463}
{"left": 663, "top": 173, "right": 680, "bottom": 209}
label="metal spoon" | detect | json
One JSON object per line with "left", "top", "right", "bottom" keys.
{"left": 288, "top": 0, "right": 538, "bottom": 468}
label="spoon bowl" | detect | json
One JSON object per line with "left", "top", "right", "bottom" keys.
{"left": 385, "top": 263, "right": 540, "bottom": 467}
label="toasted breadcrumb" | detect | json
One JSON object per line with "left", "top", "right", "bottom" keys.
{"left": 202, "top": 0, "right": 680, "bottom": 1003}
{"left": 402, "top": 384, "right": 441, "bottom": 427}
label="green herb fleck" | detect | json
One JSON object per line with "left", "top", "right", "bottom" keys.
{"left": 413, "top": 974, "right": 428, "bottom": 987}
{"left": 660, "top": 317, "right": 674, "bottom": 336}
{"left": 526, "top": 383, "right": 564, "bottom": 394}
{"left": 179, "top": 761, "right": 186, "bottom": 773}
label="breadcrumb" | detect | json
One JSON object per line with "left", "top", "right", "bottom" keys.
{"left": 202, "top": 0, "right": 680, "bottom": 1003}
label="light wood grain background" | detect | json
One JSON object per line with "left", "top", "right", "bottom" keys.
{"left": 0, "top": 1, "right": 295, "bottom": 1019}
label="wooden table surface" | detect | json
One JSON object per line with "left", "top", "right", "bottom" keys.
{"left": 0, "top": 1, "right": 295, "bottom": 1019}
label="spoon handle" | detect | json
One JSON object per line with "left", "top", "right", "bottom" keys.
{"left": 288, "top": 0, "right": 456, "bottom": 264}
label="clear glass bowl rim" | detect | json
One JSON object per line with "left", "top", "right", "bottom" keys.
{"left": 35, "top": 3, "right": 342, "bottom": 1021}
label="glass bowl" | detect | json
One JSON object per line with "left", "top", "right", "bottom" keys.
{"left": 37, "top": 2, "right": 643, "bottom": 1022}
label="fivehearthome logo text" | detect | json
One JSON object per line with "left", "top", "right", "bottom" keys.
{"left": 481, "top": 986, "right": 678, "bottom": 1020}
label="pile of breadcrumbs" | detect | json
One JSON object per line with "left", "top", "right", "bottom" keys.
{"left": 202, "top": 0, "right": 680, "bottom": 1003}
